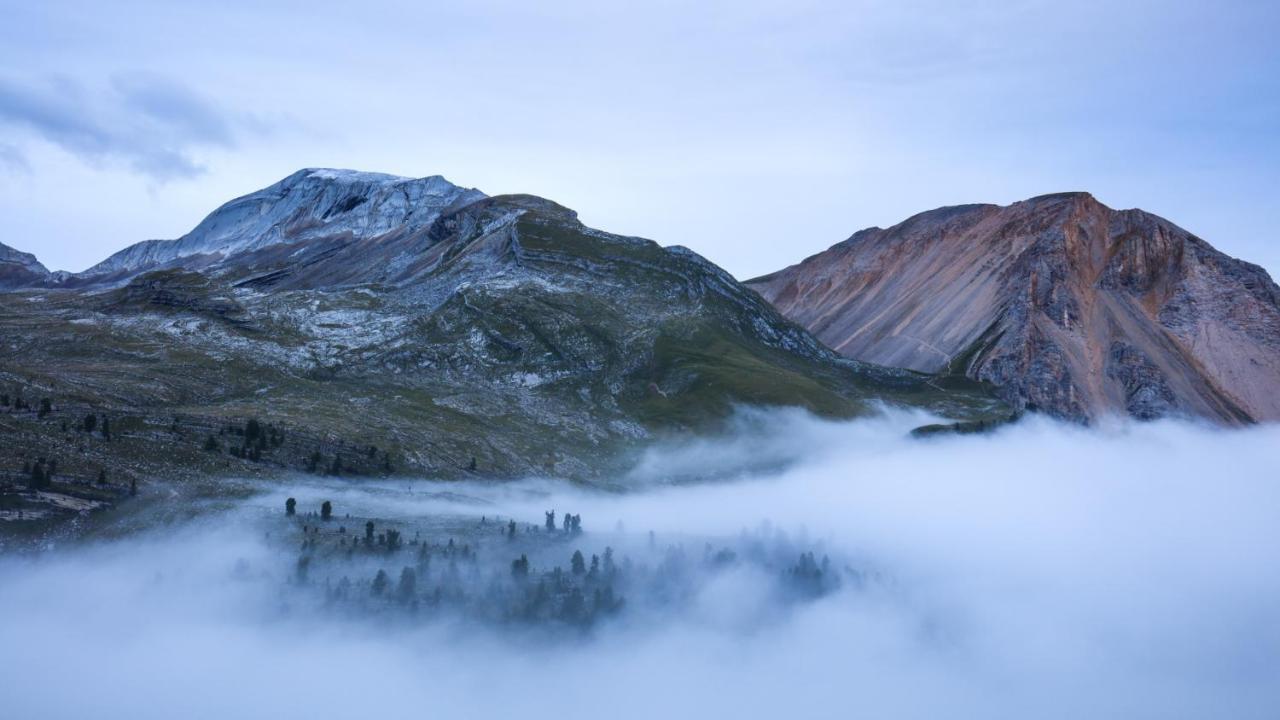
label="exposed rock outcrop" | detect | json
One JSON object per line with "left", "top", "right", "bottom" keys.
{"left": 747, "top": 193, "right": 1280, "bottom": 424}
{"left": 82, "top": 169, "right": 486, "bottom": 280}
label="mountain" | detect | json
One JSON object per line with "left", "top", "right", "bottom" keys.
{"left": 83, "top": 169, "right": 487, "bottom": 280}
{"left": 747, "top": 192, "right": 1280, "bottom": 424}
{"left": 0, "top": 242, "right": 50, "bottom": 288}
{"left": 0, "top": 171, "right": 1006, "bottom": 524}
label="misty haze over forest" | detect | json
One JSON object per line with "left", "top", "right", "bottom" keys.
{"left": 3, "top": 410, "right": 1278, "bottom": 719}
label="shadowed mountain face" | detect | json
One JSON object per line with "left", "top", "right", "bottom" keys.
{"left": 0, "top": 242, "right": 49, "bottom": 288}
{"left": 747, "top": 193, "right": 1280, "bottom": 424}
{"left": 0, "top": 171, "right": 1005, "bottom": 512}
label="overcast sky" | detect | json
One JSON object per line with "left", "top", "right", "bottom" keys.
{"left": 2, "top": 0, "right": 1277, "bottom": 279}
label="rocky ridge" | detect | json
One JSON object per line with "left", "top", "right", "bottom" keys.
{"left": 747, "top": 192, "right": 1280, "bottom": 423}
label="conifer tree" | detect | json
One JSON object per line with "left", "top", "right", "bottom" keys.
{"left": 397, "top": 567, "right": 417, "bottom": 601}
{"left": 28, "top": 460, "right": 46, "bottom": 490}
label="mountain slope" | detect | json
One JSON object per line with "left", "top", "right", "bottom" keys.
{"left": 747, "top": 193, "right": 1280, "bottom": 424}
{"left": 0, "top": 172, "right": 1006, "bottom": 516}
{"left": 0, "top": 242, "right": 50, "bottom": 288}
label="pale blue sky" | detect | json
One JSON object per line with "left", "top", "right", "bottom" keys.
{"left": 1, "top": 0, "right": 1277, "bottom": 278}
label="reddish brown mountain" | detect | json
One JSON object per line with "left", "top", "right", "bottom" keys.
{"left": 747, "top": 193, "right": 1280, "bottom": 424}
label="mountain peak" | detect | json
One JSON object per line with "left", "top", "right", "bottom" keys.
{"left": 748, "top": 192, "right": 1280, "bottom": 424}
{"left": 1024, "top": 191, "right": 1096, "bottom": 204}
{"left": 0, "top": 241, "right": 50, "bottom": 288}
{"left": 85, "top": 169, "right": 487, "bottom": 278}
{"left": 296, "top": 167, "right": 413, "bottom": 183}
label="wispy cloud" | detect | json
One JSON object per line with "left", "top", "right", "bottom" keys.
{"left": 0, "top": 143, "right": 29, "bottom": 173}
{"left": 0, "top": 73, "right": 246, "bottom": 180}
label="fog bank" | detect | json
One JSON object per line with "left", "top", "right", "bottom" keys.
{"left": 1, "top": 411, "right": 1277, "bottom": 719}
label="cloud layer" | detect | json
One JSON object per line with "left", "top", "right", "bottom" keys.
{"left": 1, "top": 411, "right": 1276, "bottom": 719}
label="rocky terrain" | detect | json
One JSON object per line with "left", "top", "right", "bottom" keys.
{"left": 747, "top": 192, "right": 1280, "bottom": 423}
{"left": 0, "top": 170, "right": 1007, "bottom": 535}
{"left": 0, "top": 243, "right": 50, "bottom": 289}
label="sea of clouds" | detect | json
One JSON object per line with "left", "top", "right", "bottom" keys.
{"left": 1, "top": 409, "right": 1277, "bottom": 719}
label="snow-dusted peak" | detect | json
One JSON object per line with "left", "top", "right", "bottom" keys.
{"left": 0, "top": 242, "right": 48, "bottom": 274}
{"left": 302, "top": 168, "right": 411, "bottom": 183}
{"left": 85, "top": 169, "right": 487, "bottom": 277}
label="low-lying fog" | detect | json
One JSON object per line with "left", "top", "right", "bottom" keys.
{"left": 2, "top": 409, "right": 1278, "bottom": 719}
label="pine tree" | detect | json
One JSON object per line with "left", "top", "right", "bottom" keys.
{"left": 286, "top": 497, "right": 297, "bottom": 516}
{"left": 82, "top": 414, "right": 97, "bottom": 433}
{"left": 511, "top": 554, "right": 529, "bottom": 578}
{"left": 571, "top": 549, "right": 586, "bottom": 575}
{"left": 246, "top": 418, "right": 262, "bottom": 443}
{"left": 321, "top": 500, "right": 332, "bottom": 521}
{"left": 28, "top": 460, "right": 45, "bottom": 490}
{"left": 397, "top": 567, "right": 417, "bottom": 601}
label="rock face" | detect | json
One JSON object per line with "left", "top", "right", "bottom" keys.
{"left": 83, "top": 169, "right": 486, "bottom": 279}
{"left": 0, "top": 171, "right": 1004, "bottom": 491}
{"left": 747, "top": 192, "right": 1280, "bottom": 424}
{"left": 0, "top": 242, "right": 50, "bottom": 288}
